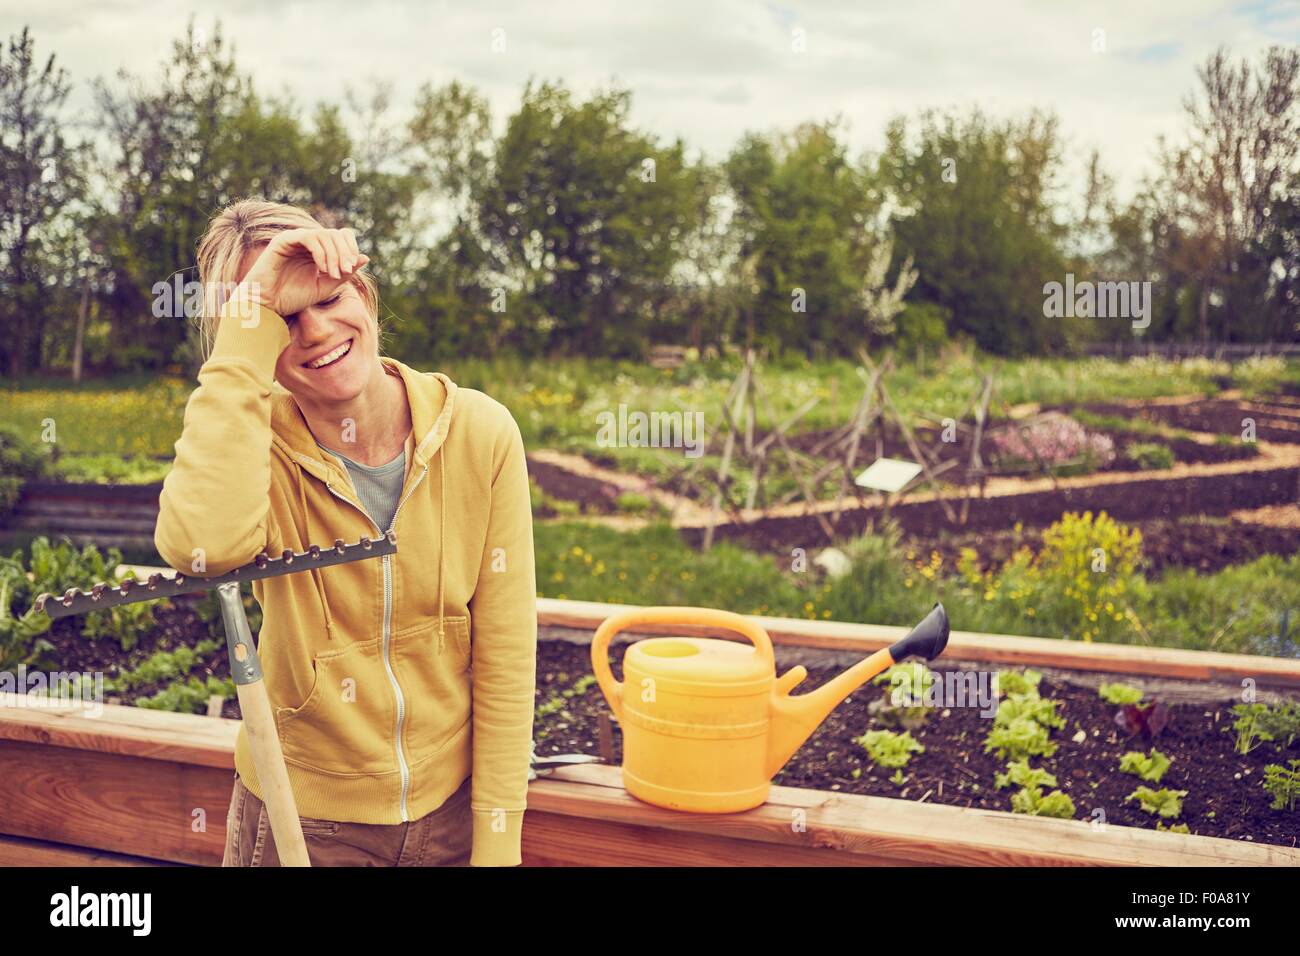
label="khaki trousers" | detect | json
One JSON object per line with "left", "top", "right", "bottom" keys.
{"left": 220, "top": 771, "right": 473, "bottom": 867}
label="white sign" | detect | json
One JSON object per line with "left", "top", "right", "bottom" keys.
{"left": 854, "top": 457, "right": 923, "bottom": 493}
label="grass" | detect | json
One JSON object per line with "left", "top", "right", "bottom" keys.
{"left": 4, "top": 351, "right": 1274, "bottom": 487}
{"left": 533, "top": 517, "right": 1300, "bottom": 657}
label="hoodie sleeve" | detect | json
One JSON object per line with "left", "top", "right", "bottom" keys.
{"left": 155, "top": 298, "right": 290, "bottom": 575}
{"left": 466, "top": 404, "right": 538, "bottom": 866}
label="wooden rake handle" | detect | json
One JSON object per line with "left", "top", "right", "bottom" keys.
{"left": 217, "top": 583, "right": 311, "bottom": 867}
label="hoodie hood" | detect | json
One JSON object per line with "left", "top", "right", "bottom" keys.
{"left": 267, "top": 358, "right": 458, "bottom": 647}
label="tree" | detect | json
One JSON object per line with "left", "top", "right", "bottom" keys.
{"left": 476, "top": 79, "right": 701, "bottom": 356}
{"left": 1147, "top": 46, "right": 1299, "bottom": 342}
{"left": 0, "top": 27, "right": 83, "bottom": 377}
{"left": 89, "top": 19, "right": 308, "bottom": 369}
{"left": 724, "top": 120, "right": 894, "bottom": 357}
{"left": 878, "top": 108, "right": 1074, "bottom": 355}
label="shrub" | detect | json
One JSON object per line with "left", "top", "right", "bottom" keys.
{"left": 1233, "top": 356, "right": 1287, "bottom": 397}
{"left": 0, "top": 424, "right": 51, "bottom": 520}
{"left": 1125, "top": 442, "right": 1175, "bottom": 471}
{"left": 990, "top": 413, "right": 1115, "bottom": 474}
{"left": 893, "top": 301, "right": 952, "bottom": 358}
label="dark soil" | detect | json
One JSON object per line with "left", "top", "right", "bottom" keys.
{"left": 527, "top": 456, "right": 622, "bottom": 515}
{"left": 908, "top": 516, "right": 1300, "bottom": 576}
{"left": 34, "top": 598, "right": 233, "bottom": 710}
{"left": 683, "top": 464, "right": 1300, "bottom": 553}
{"left": 1083, "top": 400, "right": 1300, "bottom": 445}
{"left": 536, "top": 640, "right": 1300, "bottom": 848}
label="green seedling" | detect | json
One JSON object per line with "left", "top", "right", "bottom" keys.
{"left": 1126, "top": 786, "right": 1187, "bottom": 819}
{"left": 1227, "top": 703, "right": 1275, "bottom": 755}
{"left": 1262, "top": 760, "right": 1300, "bottom": 812}
{"left": 1119, "top": 748, "right": 1172, "bottom": 783}
{"left": 1099, "top": 682, "right": 1144, "bottom": 705}
{"left": 856, "top": 729, "right": 925, "bottom": 769}
{"left": 993, "top": 669, "right": 1042, "bottom": 698}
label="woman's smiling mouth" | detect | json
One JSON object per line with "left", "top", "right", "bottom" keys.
{"left": 304, "top": 339, "right": 353, "bottom": 370}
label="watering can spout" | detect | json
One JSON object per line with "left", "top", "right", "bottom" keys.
{"left": 765, "top": 603, "right": 950, "bottom": 778}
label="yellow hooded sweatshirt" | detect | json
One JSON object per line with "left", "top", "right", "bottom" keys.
{"left": 154, "top": 296, "right": 537, "bottom": 867}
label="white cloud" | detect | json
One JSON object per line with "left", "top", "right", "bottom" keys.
{"left": 6, "top": 0, "right": 1297, "bottom": 200}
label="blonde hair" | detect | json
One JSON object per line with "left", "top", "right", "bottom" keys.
{"left": 194, "top": 197, "right": 380, "bottom": 358}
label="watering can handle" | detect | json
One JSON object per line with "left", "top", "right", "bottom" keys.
{"left": 591, "top": 607, "right": 776, "bottom": 722}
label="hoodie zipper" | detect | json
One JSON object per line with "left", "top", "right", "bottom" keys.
{"left": 322, "top": 458, "right": 432, "bottom": 823}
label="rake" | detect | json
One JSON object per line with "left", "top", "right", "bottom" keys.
{"left": 31, "top": 531, "right": 399, "bottom": 867}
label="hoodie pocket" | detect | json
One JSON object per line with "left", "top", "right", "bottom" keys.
{"left": 392, "top": 616, "right": 472, "bottom": 768}
{"left": 275, "top": 636, "right": 399, "bottom": 776}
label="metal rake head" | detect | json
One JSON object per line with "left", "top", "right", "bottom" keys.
{"left": 32, "top": 531, "right": 398, "bottom": 620}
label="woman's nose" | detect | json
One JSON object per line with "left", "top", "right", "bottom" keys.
{"left": 294, "top": 307, "right": 334, "bottom": 346}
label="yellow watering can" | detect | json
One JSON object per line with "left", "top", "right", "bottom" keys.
{"left": 592, "top": 603, "right": 950, "bottom": 813}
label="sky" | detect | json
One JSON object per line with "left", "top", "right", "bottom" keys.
{"left": 6, "top": 0, "right": 1299, "bottom": 201}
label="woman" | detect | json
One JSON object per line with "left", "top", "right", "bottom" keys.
{"left": 154, "top": 198, "right": 537, "bottom": 867}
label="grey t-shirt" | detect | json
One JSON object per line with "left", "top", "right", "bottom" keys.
{"left": 317, "top": 440, "right": 406, "bottom": 533}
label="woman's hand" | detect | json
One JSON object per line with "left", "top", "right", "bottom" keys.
{"left": 236, "top": 227, "right": 370, "bottom": 320}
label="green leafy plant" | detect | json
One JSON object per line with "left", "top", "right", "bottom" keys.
{"left": 1126, "top": 786, "right": 1187, "bottom": 819}
{"left": 134, "top": 675, "right": 235, "bottom": 714}
{"left": 996, "top": 691, "right": 1065, "bottom": 730}
{"left": 0, "top": 424, "right": 52, "bottom": 520}
{"left": 993, "top": 669, "right": 1042, "bottom": 697}
{"left": 24, "top": 536, "right": 159, "bottom": 650}
{"left": 1262, "top": 760, "right": 1300, "bottom": 812}
{"left": 982, "top": 676, "right": 1066, "bottom": 759}
{"left": 1155, "top": 822, "right": 1190, "bottom": 833}
{"left": 1119, "top": 748, "right": 1172, "bottom": 783}
{"left": 994, "top": 758, "right": 1056, "bottom": 791}
{"left": 856, "top": 729, "right": 925, "bottom": 768}
{"left": 1099, "top": 682, "right": 1144, "bottom": 705}
{"left": 995, "top": 762, "right": 1075, "bottom": 818}
{"left": 1125, "top": 442, "right": 1175, "bottom": 471}
{"left": 1227, "top": 703, "right": 1275, "bottom": 755}
{"left": 869, "top": 661, "right": 934, "bottom": 730}
{"left": 106, "top": 639, "right": 223, "bottom": 693}
{"left": 1010, "top": 787, "right": 1076, "bottom": 819}
{"left": 0, "top": 566, "right": 54, "bottom": 670}
{"left": 52, "top": 454, "right": 172, "bottom": 485}
{"left": 1256, "top": 699, "right": 1300, "bottom": 752}
{"left": 985, "top": 718, "right": 1057, "bottom": 761}
{"left": 984, "top": 670, "right": 1065, "bottom": 761}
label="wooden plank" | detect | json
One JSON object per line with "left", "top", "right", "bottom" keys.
{"left": 538, "top": 598, "right": 1300, "bottom": 688}
{"left": 0, "top": 833, "right": 183, "bottom": 867}
{"left": 1, "top": 702, "right": 1294, "bottom": 866}
{"left": 526, "top": 764, "right": 1300, "bottom": 867}
{"left": 0, "top": 737, "right": 229, "bottom": 865}
{"left": 0, "top": 693, "right": 238, "bottom": 768}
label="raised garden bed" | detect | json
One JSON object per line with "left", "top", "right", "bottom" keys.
{"left": 4, "top": 596, "right": 1300, "bottom": 867}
